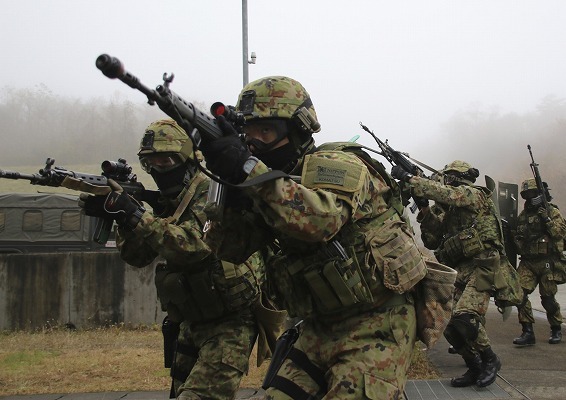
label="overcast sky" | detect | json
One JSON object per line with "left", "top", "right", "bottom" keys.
{"left": 3, "top": 0, "right": 566, "bottom": 155}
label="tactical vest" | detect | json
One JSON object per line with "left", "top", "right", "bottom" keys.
{"left": 153, "top": 175, "right": 262, "bottom": 323}
{"left": 268, "top": 143, "right": 426, "bottom": 319}
{"left": 516, "top": 204, "right": 564, "bottom": 257}
{"left": 438, "top": 186, "right": 503, "bottom": 265}
{"left": 155, "top": 256, "right": 263, "bottom": 323}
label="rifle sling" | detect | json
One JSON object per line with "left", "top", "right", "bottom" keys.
{"left": 166, "top": 174, "right": 207, "bottom": 224}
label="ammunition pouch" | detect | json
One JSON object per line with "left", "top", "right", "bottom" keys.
{"left": 442, "top": 227, "right": 485, "bottom": 263}
{"left": 271, "top": 242, "right": 373, "bottom": 317}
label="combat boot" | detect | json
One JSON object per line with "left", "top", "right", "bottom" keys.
{"left": 450, "top": 353, "right": 482, "bottom": 387}
{"left": 549, "top": 326, "right": 562, "bottom": 344}
{"left": 476, "top": 347, "right": 501, "bottom": 388}
{"left": 513, "top": 322, "right": 535, "bottom": 346}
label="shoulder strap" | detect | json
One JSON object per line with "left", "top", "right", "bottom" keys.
{"left": 165, "top": 173, "right": 208, "bottom": 224}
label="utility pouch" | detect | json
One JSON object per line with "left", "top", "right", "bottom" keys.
{"left": 414, "top": 260, "right": 457, "bottom": 348}
{"left": 537, "top": 238, "right": 549, "bottom": 255}
{"left": 212, "top": 260, "right": 261, "bottom": 312}
{"left": 155, "top": 268, "right": 226, "bottom": 323}
{"left": 366, "top": 218, "right": 427, "bottom": 294}
{"left": 474, "top": 251, "right": 500, "bottom": 292}
{"left": 493, "top": 254, "right": 522, "bottom": 307}
{"left": 444, "top": 227, "right": 485, "bottom": 262}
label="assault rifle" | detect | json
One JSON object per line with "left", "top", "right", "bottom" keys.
{"left": 0, "top": 158, "right": 158, "bottom": 244}
{"left": 95, "top": 54, "right": 237, "bottom": 220}
{"left": 359, "top": 122, "right": 432, "bottom": 212}
{"left": 527, "top": 144, "right": 551, "bottom": 221}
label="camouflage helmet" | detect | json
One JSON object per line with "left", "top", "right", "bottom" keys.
{"left": 520, "top": 178, "right": 538, "bottom": 193}
{"left": 441, "top": 160, "right": 480, "bottom": 185}
{"left": 138, "top": 119, "right": 197, "bottom": 159}
{"left": 236, "top": 76, "right": 321, "bottom": 134}
{"left": 442, "top": 160, "right": 474, "bottom": 174}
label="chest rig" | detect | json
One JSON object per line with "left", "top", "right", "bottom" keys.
{"left": 268, "top": 143, "right": 425, "bottom": 319}
{"left": 438, "top": 186, "right": 503, "bottom": 265}
{"left": 516, "top": 205, "right": 564, "bottom": 257}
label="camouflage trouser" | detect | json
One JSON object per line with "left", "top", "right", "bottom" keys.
{"left": 517, "top": 258, "right": 563, "bottom": 326}
{"left": 452, "top": 264, "right": 492, "bottom": 351}
{"left": 266, "top": 303, "right": 416, "bottom": 400}
{"left": 173, "top": 312, "right": 258, "bottom": 400}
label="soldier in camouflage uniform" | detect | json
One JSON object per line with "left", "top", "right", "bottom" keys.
{"left": 392, "top": 160, "right": 508, "bottom": 388}
{"left": 512, "top": 178, "right": 566, "bottom": 346}
{"left": 79, "top": 119, "right": 267, "bottom": 400}
{"left": 200, "top": 76, "right": 427, "bottom": 399}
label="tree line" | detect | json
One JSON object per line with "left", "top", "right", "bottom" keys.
{"left": 1, "top": 84, "right": 565, "bottom": 210}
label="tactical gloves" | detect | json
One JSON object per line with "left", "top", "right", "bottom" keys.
{"left": 391, "top": 165, "right": 414, "bottom": 183}
{"left": 538, "top": 207, "right": 550, "bottom": 221}
{"left": 200, "top": 116, "right": 253, "bottom": 184}
{"left": 79, "top": 179, "right": 145, "bottom": 230}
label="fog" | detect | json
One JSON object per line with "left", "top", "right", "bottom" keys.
{"left": 2, "top": 1, "right": 566, "bottom": 208}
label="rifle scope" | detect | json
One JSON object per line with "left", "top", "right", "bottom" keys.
{"left": 101, "top": 159, "right": 132, "bottom": 180}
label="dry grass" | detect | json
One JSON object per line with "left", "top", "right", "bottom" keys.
{"left": 0, "top": 325, "right": 438, "bottom": 396}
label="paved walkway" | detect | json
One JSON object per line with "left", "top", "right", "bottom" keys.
{"left": 2, "top": 286, "right": 565, "bottom": 400}
{"left": 425, "top": 283, "right": 566, "bottom": 400}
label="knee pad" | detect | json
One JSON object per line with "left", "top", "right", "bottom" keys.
{"left": 540, "top": 295, "right": 559, "bottom": 315}
{"left": 444, "top": 313, "right": 480, "bottom": 350}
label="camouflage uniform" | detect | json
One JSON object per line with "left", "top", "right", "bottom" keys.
{"left": 203, "top": 77, "right": 426, "bottom": 399}
{"left": 115, "top": 120, "right": 264, "bottom": 400}
{"left": 408, "top": 160, "right": 510, "bottom": 388}
{"left": 512, "top": 178, "right": 566, "bottom": 345}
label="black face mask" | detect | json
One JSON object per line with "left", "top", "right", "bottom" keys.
{"left": 150, "top": 165, "right": 191, "bottom": 198}
{"left": 255, "top": 142, "right": 298, "bottom": 171}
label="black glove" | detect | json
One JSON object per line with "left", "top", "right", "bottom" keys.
{"left": 200, "top": 123, "right": 252, "bottom": 184}
{"left": 79, "top": 179, "right": 144, "bottom": 230}
{"left": 391, "top": 165, "right": 414, "bottom": 183}
{"left": 216, "top": 114, "right": 239, "bottom": 136}
{"left": 103, "top": 179, "right": 145, "bottom": 230}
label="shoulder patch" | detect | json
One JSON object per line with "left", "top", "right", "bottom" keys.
{"left": 302, "top": 151, "right": 366, "bottom": 192}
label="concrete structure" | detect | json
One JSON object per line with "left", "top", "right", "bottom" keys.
{"left": 0, "top": 252, "right": 165, "bottom": 330}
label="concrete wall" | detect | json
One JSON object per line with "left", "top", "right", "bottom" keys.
{"left": 0, "top": 252, "right": 166, "bottom": 330}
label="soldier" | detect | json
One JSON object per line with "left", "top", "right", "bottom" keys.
{"left": 200, "top": 76, "right": 427, "bottom": 399}
{"left": 79, "top": 119, "right": 275, "bottom": 400}
{"left": 512, "top": 178, "right": 566, "bottom": 346}
{"left": 391, "top": 160, "right": 510, "bottom": 388}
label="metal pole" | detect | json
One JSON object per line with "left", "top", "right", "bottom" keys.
{"left": 242, "top": 0, "right": 249, "bottom": 86}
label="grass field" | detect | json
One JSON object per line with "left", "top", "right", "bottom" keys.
{"left": 0, "top": 164, "right": 440, "bottom": 395}
{"left": 0, "top": 324, "right": 439, "bottom": 396}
